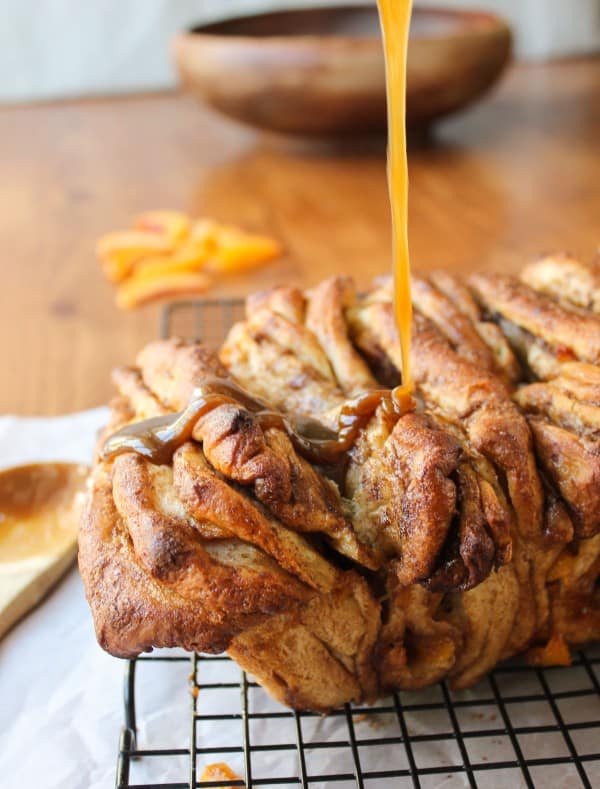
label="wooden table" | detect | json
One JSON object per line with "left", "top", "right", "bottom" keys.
{"left": 1, "top": 57, "right": 599, "bottom": 416}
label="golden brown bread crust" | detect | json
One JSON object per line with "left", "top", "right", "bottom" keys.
{"left": 119, "top": 343, "right": 381, "bottom": 570}
{"left": 80, "top": 260, "right": 600, "bottom": 711}
{"left": 228, "top": 573, "right": 380, "bottom": 711}
{"left": 546, "top": 532, "right": 600, "bottom": 646}
{"left": 81, "top": 444, "right": 381, "bottom": 709}
{"left": 225, "top": 279, "right": 509, "bottom": 590}
{"left": 345, "top": 407, "right": 497, "bottom": 590}
{"left": 220, "top": 279, "right": 380, "bottom": 427}
{"left": 515, "top": 363, "right": 600, "bottom": 539}
{"left": 80, "top": 461, "right": 310, "bottom": 658}
{"left": 305, "top": 276, "right": 379, "bottom": 394}
{"left": 137, "top": 338, "right": 230, "bottom": 408}
{"left": 411, "top": 274, "right": 521, "bottom": 384}
{"left": 377, "top": 583, "right": 461, "bottom": 690}
{"left": 81, "top": 338, "right": 382, "bottom": 710}
{"left": 347, "top": 283, "right": 544, "bottom": 667}
{"left": 470, "top": 272, "right": 600, "bottom": 368}
{"left": 521, "top": 254, "right": 600, "bottom": 314}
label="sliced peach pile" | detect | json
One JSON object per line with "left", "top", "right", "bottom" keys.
{"left": 96, "top": 210, "right": 282, "bottom": 309}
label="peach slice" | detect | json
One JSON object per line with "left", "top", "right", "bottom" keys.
{"left": 116, "top": 271, "right": 212, "bottom": 310}
{"left": 129, "top": 234, "right": 217, "bottom": 280}
{"left": 132, "top": 252, "right": 207, "bottom": 280}
{"left": 200, "top": 763, "right": 244, "bottom": 788}
{"left": 134, "top": 211, "right": 191, "bottom": 244}
{"left": 208, "top": 226, "right": 282, "bottom": 273}
{"left": 97, "top": 231, "right": 173, "bottom": 282}
{"left": 189, "top": 218, "right": 220, "bottom": 252}
{"left": 526, "top": 633, "right": 572, "bottom": 667}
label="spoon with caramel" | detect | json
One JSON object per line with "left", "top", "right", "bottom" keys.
{"left": 0, "top": 462, "right": 89, "bottom": 639}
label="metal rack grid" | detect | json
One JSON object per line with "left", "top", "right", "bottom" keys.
{"left": 113, "top": 299, "right": 600, "bottom": 789}
{"left": 116, "top": 649, "right": 600, "bottom": 789}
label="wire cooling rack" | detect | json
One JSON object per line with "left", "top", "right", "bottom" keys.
{"left": 113, "top": 298, "right": 600, "bottom": 789}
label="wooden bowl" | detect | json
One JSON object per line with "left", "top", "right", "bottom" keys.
{"left": 172, "top": 5, "right": 512, "bottom": 136}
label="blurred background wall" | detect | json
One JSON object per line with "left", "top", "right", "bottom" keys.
{"left": 2, "top": 0, "right": 599, "bottom": 103}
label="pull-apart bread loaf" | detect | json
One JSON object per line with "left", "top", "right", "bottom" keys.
{"left": 80, "top": 254, "right": 600, "bottom": 711}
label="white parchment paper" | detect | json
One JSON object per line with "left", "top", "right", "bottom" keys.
{"left": 0, "top": 409, "right": 120, "bottom": 789}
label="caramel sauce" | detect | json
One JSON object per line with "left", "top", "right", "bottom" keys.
{"left": 102, "top": 379, "right": 264, "bottom": 466}
{"left": 378, "top": 0, "right": 414, "bottom": 398}
{"left": 0, "top": 463, "right": 88, "bottom": 563}
{"left": 102, "top": 378, "right": 413, "bottom": 467}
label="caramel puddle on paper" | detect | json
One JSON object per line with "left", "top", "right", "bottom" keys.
{"left": 0, "top": 462, "right": 89, "bottom": 638}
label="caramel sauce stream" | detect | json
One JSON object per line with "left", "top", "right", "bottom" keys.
{"left": 378, "top": 0, "right": 414, "bottom": 397}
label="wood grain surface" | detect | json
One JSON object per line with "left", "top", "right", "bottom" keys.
{"left": 1, "top": 58, "right": 598, "bottom": 416}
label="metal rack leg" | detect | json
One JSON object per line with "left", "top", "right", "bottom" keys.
{"left": 124, "top": 659, "right": 138, "bottom": 741}
{"left": 115, "top": 660, "right": 138, "bottom": 789}
{"left": 116, "top": 726, "right": 136, "bottom": 788}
